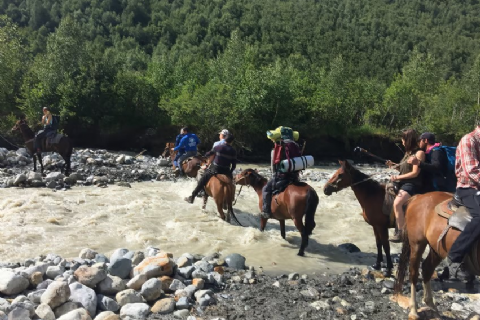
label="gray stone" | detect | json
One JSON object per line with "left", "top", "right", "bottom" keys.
{"left": 10, "top": 300, "right": 35, "bottom": 317}
{"left": 94, "top": 254, "right": 109, "bottom": 264}
{"left": 115, "top": 289, "right": 145, "bottom": 306}
{"left": 199, "top": 294, "right": 215, "bottom": 307}
{"left": 35, "top": 303, "right": 55, "bottom": 320}
{"left": 79, "top": 249, "right": 98, "bottom": 260}
{"left": 119, "top": 303, "right": 150, "bottom": 319}
{"left": 176, "top": 297, "right": 190, "bottom": 310}
{"left": 191, "top": 270, "right": 207, "bottom": 280}
{"left": 57, "top": 308, "right": 92, "bottom": 320}
{"left": 96, "top": 294, "right": 120, "bottom": 312}
{"left": 13, "top": 174, "right": 27, "bottom": 186}
{"left": 288, "top": 273, "right": 299, "bottom": 281}
{"left": 151, "top": 298, "right": 175, "bottom": 314}
{"left": 145, "top": 247, "right": 160, "bottom": 257}
{"left": 94, "top": 311, "right": 119, "bottom": 320}
{"left": 27, "top": 172, "right": 42, "bottom": 182}
{"left": 110, "top": 249, "right": 129, "bottom": 265}
{"left": 28, "top": 289, "right": 46, "bottom": 304}
{"left": 74, "top": 266, "right": 107, "bottom": 288}
{"left": 37, "top": 279, "right": 54, "bottom": 290}
{"left": 224, "top": 254, "right": 246, "bottom": 270}
{"left": 174, "top": 309, "right": 190, "bottom": 318}
{"left": 178, "top": 267, "right": 195, "bottom": 279}
{"left": 97, "top": 275, "right": 126, "bottom": 295}
{"left": 193, "top": 261, "right": 214, "bottom": 273}
{"left": 310, "top": 300, "right": 331, "bottom": 311}
{"left": 0, "top": 298, "right": 10, "bottom": 314}
{"left": 46, "top": 181, "right": 57, "bottom": 189}
{"left": 108, "top": 258, "right": 132, "bottom": 279}
{"left": 41, "top": 280, "right": 71, "bottom": 309}
{"left": 0, "top": 269, "right": 29, "bottom": 295}
{"left": 31, "top": 180, "right": 46, "bottom": 187}
{"left": 126, "top": 274, "right": 147, "bottom": 291}
{"left": 54, "top": 301, "right": 80, "bottom": 318}
{"left": 169, "top": 279, "right": 186, "bottom": 291}
{"left": 46, "top": 266, "right": 65, "bottom": 280}
{"left": 69, "top": 282, "right": 97, "bottom": 317}
{"left": 131, "top": 252, "right": 145, "bottom": 266}
{"left": 7, "top": 307, "right": 30, "bottom": 320}
{"left": 45, "top": 172, "right": 65, "bottom": 182}
{"left": 140, "top": 278, "right": 162, "bottom": 302}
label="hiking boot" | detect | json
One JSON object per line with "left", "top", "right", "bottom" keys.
{"left": 389, "top": 230, "right": 403, "bottom": 243}
{"left": 184, "top": 196, "right": 194, "bottom": 204}
{"left": 197, "top": 190, "right": 205, "bottom": 198}
{"left": 447, "top": 257, "right": 471, "bottom": 281}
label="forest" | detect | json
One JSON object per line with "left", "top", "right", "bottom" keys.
{"left": 2, "top": 0, "right": 480, "bottom": 153}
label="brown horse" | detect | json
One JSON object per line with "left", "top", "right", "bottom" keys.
{"left": 12, "top": 119, "right": 73, "bottom": 176}
{"left": 393, "top": 191, "right": 478, "bottom": 319}
{"left": 235, "top": 169, "right": 319, "bottom": 256}
{"left": 200, "top": 173, "right": 242, "bottom": 225}
{"left": 162, "top": 142, "right": 206, "bottom": 178}
{"left": 323, "top": 160, "right": 394, "bottom": 276}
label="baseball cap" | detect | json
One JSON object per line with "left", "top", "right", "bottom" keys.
{"left": 219, "top": 129, "right": 230, "bottom": 135}
{"left": 419, "top": 132, "right": 435, "bottom": 144}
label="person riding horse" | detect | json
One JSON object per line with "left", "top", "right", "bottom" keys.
{"left": 172, "top": 127, "right": 200, "bottom": 176}
{"left": 184, "top": 134, "right": 236, "bottom": 203}
{"left": 35, "top": 107, "right": 55, "bottom": 153}
{"left": 173, "top": 128, "right": 185, "bottom": 168}
{"left": 262, "top": 126, "right": 302, "bottom": 218}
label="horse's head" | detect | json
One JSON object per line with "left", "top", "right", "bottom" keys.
{"left": 11, "top": 119, "right": 26, "bottom": 132}
{"left": 162, "top": 142, "right": 175, "bottom": 158}
{"left": 235, "top": 168, "right": 264, "bottom": 187}
{"left": 323, "top": 160, "right": 356, "bottom": 196}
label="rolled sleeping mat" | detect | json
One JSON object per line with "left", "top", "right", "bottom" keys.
{"left": 278, "top": 155, "right": 314, "bottom": 172}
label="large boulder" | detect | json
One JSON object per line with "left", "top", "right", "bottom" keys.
{"left": 126, "top": 274, "right": 147, "bottom": 291}
{"left": 107, "top": 258, "right": 131, "bottom": 279}
{"left": 94, "top": 311, "right": 120, "bottom": 320}
{"left": 74, "top": 266, "right": 107, "bottom": 288}
{"left": 79, "top": 249, "right": 98, "bottom": 260}
{"left": 57, "top": 308, "right": 92, "bottom": 320}
{"left": 41, "top": 280, "right": 71, "bottom": 309}
{"left": 150, "top": 298, "right": 175, "bottom": 314}
{"left": 109, "top": 249, "right": 129, "bottom": 265}
{"left": 224, "top": 254, "right": 246, "bottom": 270}
{"left": 0, "top": 269, "right": 29, "bottom": 295}
{"left": 69, "top": 282, "right": 97, "bottom": 317}
{"left": 54, "top": 302, "right": 80, "bottom": 318}
{"left": 97, "top": 275, "right": 126, "bottom": 295}
{"left": 119, "top": 303, "right": 150, "bottom": 320}
{"left": 96, "top": 295, "right": 119, "bottom": 313}
{"left": 133, "top": 257, "right": 175, "bottom": 278}
{"left": 35, "top": 303, "right": 55, "bottom": 320}
{"left": 115, "top": 289, "right": 145, "bottom": 307}
{"left": 140, "top": 278, "right": 162, "bottom": 302}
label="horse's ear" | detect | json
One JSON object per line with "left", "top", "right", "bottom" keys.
{"left": 338, "top": 160, "right": 345, "bottom": 167}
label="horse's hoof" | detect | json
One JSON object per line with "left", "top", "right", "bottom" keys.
{"left": 297, "top": 252, "right": 305, "bottom": 257}
{"left": 371, "top": 263, "right": 381, "bottom": 271}
{"left": 383, "top": 269, "right": 392, "bottom": 278}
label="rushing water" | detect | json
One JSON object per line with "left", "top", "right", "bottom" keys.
{"left": 0, "top": 166, "right": 402, "bottom": 274}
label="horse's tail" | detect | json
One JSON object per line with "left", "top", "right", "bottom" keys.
{"left": 394, "top": 229, "right": 410, "bottom": 294}
{"left": 228, "top": 182, "right": 243, "bottom": 227}
{"left": 304, "top": 187, "right": 318, "bottom": 236}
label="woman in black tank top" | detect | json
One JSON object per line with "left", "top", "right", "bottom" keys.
{"left": 385, "top": 129, "right": 425, "bottom": 242}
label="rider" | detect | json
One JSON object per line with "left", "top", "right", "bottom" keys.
{"left": 35, "top": 107, "right": 54, "bottom": 153}
{"left": 213, "top": 129, "right": 230, "bottom": 148}
{"left": 173, "top": 127, "right": 200, "bottom": 176}
{"left": 407, "top": 132, "right": 449, "bottom": 192}
{"left": 447, "top": 124, "right": 480, "bottom": 279}
{"left": 173, "top": 128, "right": 185, "bottom": 168}
{"left": 387, "top": 129, "right": 425, "bottom": 243}
{"left": 184, "top": 134, "right": 237, "bottom": 203}
{"left": 261, "top": 126, "right": 302, "bottom": 218}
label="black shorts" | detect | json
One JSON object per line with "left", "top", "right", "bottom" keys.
{"left": 399, "top": 183, "right": 417, "bottom": 196}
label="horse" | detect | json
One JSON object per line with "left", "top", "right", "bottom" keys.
{"left": 393, "top": 191, "right": 479, "bottom": 320}
{"left": 162, "top": 142, "right": 175, "bottom": 166}
{"left": 12, "top": 119, "right": 73, "bottom": 176}
{"left": 164, "top": 143, "right": 207, "bottom": 178}
{"left": 234, "top": 169, "right": 319, "bottom": 256}
{"left": 323, "top": 160, "right": 394, "bottom": 276}
{"left": 200, "top": 172, "right": 242, "bottom": 225}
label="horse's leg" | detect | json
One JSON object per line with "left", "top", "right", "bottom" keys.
{"left": 408, "top": 241, "right": 428, "bottom": 320}
{"left": 293, "top": 218, "right": 307, "bottom": 257}
{"left": 280, "top": 220, "right": 286, "bottom": 239}
{"left": 33, "top": 153, "right": 37, "bottom": 172}
{"left": 202, "top": 194, "right": 208, "bottom": 210}
{"left": 214, "top": 197, "right": 226, "bottom": 221}
{"left": 379, "top": 226, "right": 393, "bottom": 276}
{"left": 37, "top": 153, "right": 44, "bottom": 175}
{"left": 260, "top": 217, "right": 267, "bottom": 231}
{"left": 372, "top": 227, "right": 383, "bottom": 270}
{"left": 421, "top": 249, "right": 442, "bottom": 311}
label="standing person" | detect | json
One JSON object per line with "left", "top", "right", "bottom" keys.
{"left": 407, "top": 132, "right": 449, "bottom": 192}
{"left": 261, "top": 126, "right": 302, "bottom": 218}
{"left": 35, "top": 107, "right": 54, "bottom": 153}
{"left": 213, "top": 129, "right": 229, "bottom": 148}
{"left": 447, "top": 124, "right": 480, "bottom": 279}
{"left": 173, "top": 127, "right": 200, "bottom": 176}
{"left": 173, "top": 128, "right": 185, "bottom": 168}
{"left": 386, "top": 129, "right": 425, "bottom": 243}
{"left": 184, "top": 134, "right": 237, "bottom": 203}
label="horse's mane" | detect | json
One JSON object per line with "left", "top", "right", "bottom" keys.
{"left": 20, "top": 122, "right": 35, "bottom": 139}
{"left": 349, "top": 165, "right": 384, "bottom": 193}
{"left": 243, "top": 169, "right": 268, "bottom": 187}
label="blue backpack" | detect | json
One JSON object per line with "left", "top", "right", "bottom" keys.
{"left": 432, "top": 146, "right": 457, "bottom": 192}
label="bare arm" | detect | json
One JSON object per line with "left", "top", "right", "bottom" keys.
{"left": 397, "top": 150, "right": 425, "bottom": 180}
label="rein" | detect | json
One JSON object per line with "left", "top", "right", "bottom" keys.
{"left": 350, "top": 177, "right": 373, "bottom": 187}
{"left": 233, "top": 184, "right": 243, "bottom": 206}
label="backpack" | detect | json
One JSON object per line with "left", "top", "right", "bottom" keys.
{"left": 432, "top": 146, "right": 457, "bottom": 192}
{"left": 51, "top": 115, "right": 60, "bottom": 131}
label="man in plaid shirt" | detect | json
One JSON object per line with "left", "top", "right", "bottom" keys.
{"left": 447, "top": 126, "right": 480, "bottom": 279}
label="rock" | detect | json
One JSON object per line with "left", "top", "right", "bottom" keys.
{"left": 28, "top": 289, "right": 46, "bottom": 304}
{"left": 41, "top": 280, "right": 71, "bottom": 309}
{"left": 11, "top": 300, "right": 35, "bottom": 317}
{"left": 133, "top": 257, "right": 175, "bottom": 278}
{"left": 160, "top": 276, "right": 173, "bottom": 292}
{"left": 97, "top": 275, "right": 126, "bottom": 295}
{"left": 74, "top": 266, "right": 107, "bottom": 288}
{"left": 45, "top": 172, "right": 65, "bottom": 182}
{"left": 178, "top": 266, "right": 195, "bottom": 279}
{"left": 108, "top": 258, "right": 132, "bottom": 279}
{"left": 54, "top": 302, "right": 80, "bottom": 318}
{"left": 300, "top": 287, "right": 320, "bottom": 298}
{"left": 13, "top": 174, "right": 27, "bottom": 186}
{"left": 64, "top": 175, "right": 78, "bottom": 185}
{"left": 57, "top": 308, "right": 92, "bottom": 320}
{"left": 192, "top": 279, "right": 204, "bottom": 289}
{"left": 46, "top": 266, "right": 65, "bottom": 280}
{"left": 177, "top": 257, "right": 192, "bottom": 268}
{"left": 46, "top": 181, "right": 57, "bottom": 189}
{"left": 96, "top": 295, "right": 119, "bottom": 313}
{"left": 0, "top": 269, "right": 29, "bottom": 295}
{"left": 151, "top": 298, "right": 175, "bottom": 314}
{"left": 174, "top": 309, "right": 190, "bottom": 318}
{"left": 127, "top": 274, "right": 147, "bottom": 291}
{"left": 169, "top": 279, "right": 186, "bottom": 291}
{"left": 224, "top": 254, "right": 246, "bottom": 270}
{"left": 131, "top": 252, "right": 145, "bottom": 266}
{"left": 338, "top": 243, "right": 361, "bottom": 253}
{"left": 288, "top": 273, "right": 299, "bottom": 281}
{"left": 110, "top": 249, "right": 129, "bottom": 265}
{"left": 29, "top": 271, "right": 43, "bottom": 286}
{"left": 94, "top": 311, "right": 120, "bottom": 320}
{"left": 119, "top": 303, "right": 150, "bottom": 319}
{"left": 35, "top": 303, "right": 55, "bottom": 320}
{"left": 194, "top": 289, "right": 214, "bottom": 301}
{"left": 79, "top": 249, "right": 98, "bottom": 260}
{"left": 38, "top": 279, "right": 54, "bottom": 290}
{"left": 310, "top": 300, "right": 331, "bottom": 311}
{"left": 176, "top": 297, "right": 190, "bottom": 310}
{"left": 94, "top": 254, "right": 109, "bottom": 264}
{"left": 7, "top": 307, "right": 30, "bottom": 320}
{"left": 365, "top": 301, "right": 375, "bottom": 311}
{"left": 140, "top": 278, "right": 162, "bottom": 302}
{"left": 199, "top": 294, "right": 215, "bottom": 307}
{"left": 27, "top": 171, "right": 42, "bottom": 182}
{"left": 115, "top": 289, "right": 145, "bottom": 307}
{"left": 31, "top": 180, "right": 45, "bottom": 187}
{"left": 69, "top": 282, "right": 97, "bottom": 317}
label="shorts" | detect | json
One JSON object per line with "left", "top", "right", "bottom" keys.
{"left": 399, "top": 183, "right": 417, "bottom": 196}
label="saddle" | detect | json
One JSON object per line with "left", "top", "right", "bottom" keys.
{"left": 435, "top": 198, "right": 480, "bottom": 275}
{"left": 41, "top": 131, "right": 63, "bottom": 150}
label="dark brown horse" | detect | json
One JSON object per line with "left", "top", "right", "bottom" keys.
{"left": 323, "top": 160, "right": 394, "bottom": 276}
{"left": 163, "top": 142, "right": 207, "bottom": 178}
{"left": 12, "top": 119, "right": 73, "bottom": 175}
{"left": 235, "top": 169, "right": 318, "bottom": 256}
{"left": 393, "top": 192, "right": 478, "bottom": 319}
{"left": 201, "top": 173, "right": 242, "bottom": 225}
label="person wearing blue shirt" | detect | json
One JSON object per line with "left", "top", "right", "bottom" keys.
{"left": 173, "top": 127, "right": 200, "bottom": 176}
{"left": 212, "top": 129, "right": 229, "bottom": 149}
{"left": 173, "top": 128, "right": 185, "bottom": 167}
